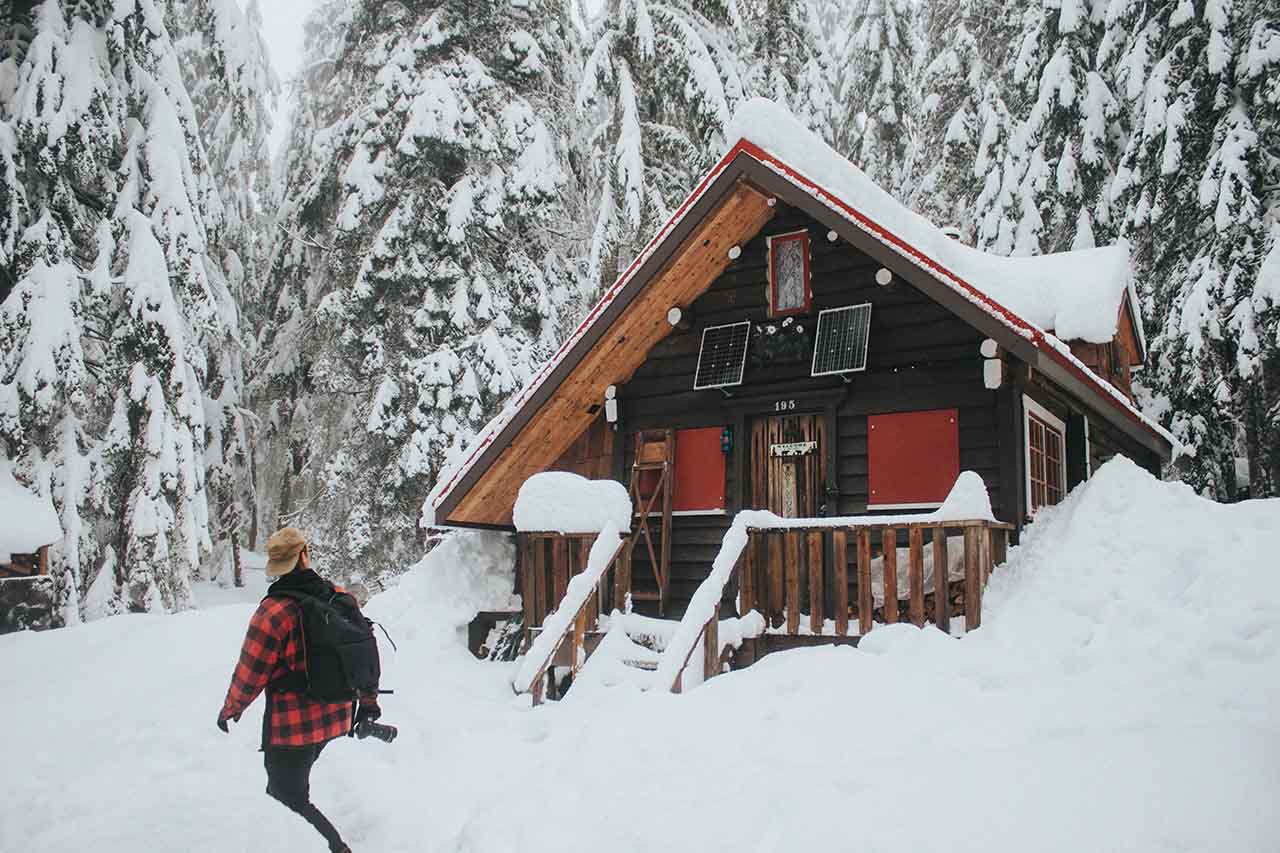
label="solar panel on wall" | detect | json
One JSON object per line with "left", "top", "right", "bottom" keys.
{"left": 811, "top": 303, "right": 872, "bottom": 376}
{"left": 693, "top": 321, "right": 752, "bottom": 390}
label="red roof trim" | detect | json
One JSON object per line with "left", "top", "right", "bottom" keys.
{"left": 728, "top": 139, "right": 1165, "bottom": 443}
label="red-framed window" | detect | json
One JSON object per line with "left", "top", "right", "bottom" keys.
{"left": 1023, "top": 396, "right": 1066, "bottom": 514}
{"left": 635, "top": 427, "right": 727, "bottom": 513}
{"left": 767, "top": 230, "right": 810, "bottom": 316}
{"left": 867, "top": 409, "right": 960, "bottom": 508}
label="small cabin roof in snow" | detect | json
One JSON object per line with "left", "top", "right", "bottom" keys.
{"left": 0, "top": 460, "right": 61, "bottom": 564}
{"left": 429, "top": 99, "right": 1172, "bottom": 528}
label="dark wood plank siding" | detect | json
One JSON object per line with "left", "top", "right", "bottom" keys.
{"left": 615, "top": 203, "right": 1002, "bottom": 617}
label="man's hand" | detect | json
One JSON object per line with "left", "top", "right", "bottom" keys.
{"left": 217, "top": 712, "right": 239, "bottom": 733}
{"left": 356, "top": 704, "right": 381, "bottom": 725}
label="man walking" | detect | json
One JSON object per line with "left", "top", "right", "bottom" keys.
{"left": 217, "top": 527, "right": 379, "bottom": 853}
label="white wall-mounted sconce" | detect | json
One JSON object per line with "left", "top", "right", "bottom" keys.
{"left": 983, "top": 358, "right": 1003, "bottom": 390}
{"left": 604, "top": 385, "right": 619, "bottom": 423}
{"left": 667, "top": 307, "right": 683, "bottom": 326}
{"left": 827, "top": 230, "right": 838, "bottom": 242}
{"left": 766, "top": 197, "right": 777, "bottom": 207}
{"left": 980, "top": 339, "right": 999, "bottom": 358}
{"left": 727, "top": 245, "right": 741, "bottom": 261}
{"left": 875, "top": 268, "right": 893, "bottom": 286}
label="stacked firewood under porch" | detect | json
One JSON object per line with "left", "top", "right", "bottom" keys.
{"left": 513, "top": 516, "right": 1013, "bottom": 704}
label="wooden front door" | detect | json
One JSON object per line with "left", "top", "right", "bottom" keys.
{"left": 749, "top": 414, "right": 825, "bottom": 517}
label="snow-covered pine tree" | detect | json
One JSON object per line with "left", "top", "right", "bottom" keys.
{"left": 828, "top": 0, "right": 920, "bottom": 194}
{"left": 738, "top": 0, "right": 834, "bottom": 140}
{"left": 1237, "top": 1, "right": 1278, "bottom": 495}
{"left": 259, "top": 0, "right": 581, "bottom": 576}
{"left": 576, "top": 0, "right": 744, "bottom": 290}
{"left": 1104, "top": 0, "right": 1276, "bottom": 498}
{"left": 167, "top": 0, "right": 279, "bottom": 584}
{"left": 912, "top": 0, "right": 1021, "bottom": 234}
{"left": 974, "top": 0, "right": 1119, "bottom": 254}
{"left": 0, "top": 0, "right": 224, "bottom": 617}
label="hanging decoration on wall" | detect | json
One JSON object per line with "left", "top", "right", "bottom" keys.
{"left": 748, "top": 315, "right": 813, "bottom": 367}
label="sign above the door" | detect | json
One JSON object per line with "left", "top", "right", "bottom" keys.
{"left": 770, "top": 441, "right": 817, "bottom": 457}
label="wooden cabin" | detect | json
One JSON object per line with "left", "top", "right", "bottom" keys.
{"left": 0, "top": 462, "right": 62, "bottom": 633}
{"left": 430, "top": 103, "right": 1173, "bottom": 675}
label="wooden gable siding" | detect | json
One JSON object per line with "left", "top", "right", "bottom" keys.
{"left": 446, "top": 181, "right": 776, "bottom": 526}
{"left": 550, "top": 414, "right": 614, "bottom": 481}
{"left": 615, "top": 204, "right": 1005, "bottom": 616}
{"left": 1069, "top": 339, "right": 1133, "bottom": 400}
{"left": 1116, "top": 299, "right": 1143, "bottom": 366}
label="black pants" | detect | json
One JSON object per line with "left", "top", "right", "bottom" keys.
{"left": 264, "top": 741, "right": 346, "bottom": 851}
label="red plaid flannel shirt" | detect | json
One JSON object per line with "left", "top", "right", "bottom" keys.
{"left": 219, "top": 595, "right": 375, "bottom": 748}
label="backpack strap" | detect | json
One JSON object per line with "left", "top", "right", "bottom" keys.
{"left": 261, "top": 588, "right": 311, "bottom": 693}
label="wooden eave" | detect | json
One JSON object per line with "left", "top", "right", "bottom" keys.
{"left": 436, "top": 143, "right": 1173, "bottom": 528}
{"left": 437, "top": 166, "right": 777, "bottom": 527}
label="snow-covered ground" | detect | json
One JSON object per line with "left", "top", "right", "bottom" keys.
{"left": 3, "top": 459, "right": 1278, "bottom": 852}
{"left": 190, "top": 550, "right": 270, "bottom": 608}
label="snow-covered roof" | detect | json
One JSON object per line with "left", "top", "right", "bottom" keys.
{"left": 428, "top": 99, "right": 1175, "bottom": 525}
{"left": 0, "top": 460, "right": 62, "bottom": 563}
{"left": 725, "top": 100, "right": 1139, "bottom": 347}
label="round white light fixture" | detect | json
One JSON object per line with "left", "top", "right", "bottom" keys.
{"left": 667, "top": 306, "right": 683, "bottom": 326}
{"left": 875, "top": 268, "right": 893, "bottom": 286}
{"left": 767, "top": 197, "right": 777, "bottom": 207}
{"left": 827, "top": 230, "right": 838, "bottom": 242}
{"left": 604, "top": 384, "right": 617, "bottom": 400}
{"left": 727, "top": 245, "right": 741, "bottom": 261}
{"left": 980, "top": 338, "right": 999, "bottom": 358}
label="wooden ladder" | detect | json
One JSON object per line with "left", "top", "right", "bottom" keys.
{"left": 627, "top": 429, "right": 674, "bottom": 615}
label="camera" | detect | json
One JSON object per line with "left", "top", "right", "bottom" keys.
{"left": 353, "top": 718, "right": 398, "bottom": 743}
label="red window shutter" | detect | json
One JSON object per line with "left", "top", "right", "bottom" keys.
{"left": 867, "top": 409, "right": 960, "bottom": 507}
{"left": 673, "top": 427, "right": 727, "bottom": 512}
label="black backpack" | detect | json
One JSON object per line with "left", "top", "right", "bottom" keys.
{"left": 267, "top": 580, "right": 381, "bottom": 703}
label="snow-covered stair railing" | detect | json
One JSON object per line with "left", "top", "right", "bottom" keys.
{"left": 512, "top": 521, "right": 627, "bottom": 705}
{"left": 654, "top": 472, "right": 1014, "bottom": 693}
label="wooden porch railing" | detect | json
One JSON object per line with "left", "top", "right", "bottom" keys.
{"left": 512, "top": 524, "right": 629, "bottom": 706}
{"left": 739, "top": 519, "right": 1013, "bottom": 637}
{"left": 518, "top": 531, "right": 633, "bottom": 631}
{"left": 655, "top": 513, "right": 1013, "bottom": 693}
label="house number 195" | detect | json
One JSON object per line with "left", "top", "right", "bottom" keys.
{"left": 774, "top": 400, "right": 797, "bottom": 412}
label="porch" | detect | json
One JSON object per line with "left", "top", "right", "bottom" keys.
{"left": 513, "top": 510, "right": 1013, "bottom": 704}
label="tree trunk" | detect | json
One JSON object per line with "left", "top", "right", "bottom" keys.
{"left": 232, "top": 533, "right": 243, "bottom": 588}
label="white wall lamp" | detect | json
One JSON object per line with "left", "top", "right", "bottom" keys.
{"left": 604, "top": 384, "right": 619, "bottom": 424}
{"left": 875, "top": 267, "right": 893, "bottom": 286}
{"left": 727, "top": 245, "right": 742, "bottom": 261}
{"left": 981, "top": 339, "right": 1003, "bottom": 389}
{"left": 667, "top": 306, "right": 692, "bottom": 331}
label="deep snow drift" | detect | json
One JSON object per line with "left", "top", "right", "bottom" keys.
{"left": 3, "top": 459, "right": 1278, "bottom": 852}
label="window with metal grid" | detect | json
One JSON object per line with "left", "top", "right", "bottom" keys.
{"left": 1027, "top": 413, "right": 1065, "bottom": 512}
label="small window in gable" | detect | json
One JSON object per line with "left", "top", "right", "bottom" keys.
{"left": 867, "top": 409, "right": 960, "bottom": 508}
{"left": 1023, "top": 396, "right": 1066, "bottom": 515}
{"left": 767, "top": 230, "right": 810, "bottom": 316}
